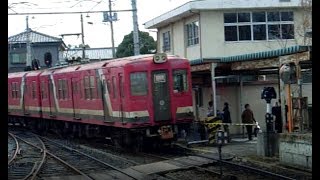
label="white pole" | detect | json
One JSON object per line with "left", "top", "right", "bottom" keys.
{"left": 211, "top": 63, "right": 217, "bottom": 117}
{"left": 131, "top": 0, "right": 140, "bottom": 55}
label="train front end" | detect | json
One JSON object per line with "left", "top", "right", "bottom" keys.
{"left": 126, "top": 53, "right": 194, "bottom": 141}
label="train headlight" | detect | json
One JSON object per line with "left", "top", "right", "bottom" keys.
{"left": 153, "top": 53, "right": 167, "bottom": 64}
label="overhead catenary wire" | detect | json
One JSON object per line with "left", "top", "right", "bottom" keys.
{"left": 8, "top": 9, "right": 135, "bottom": 16}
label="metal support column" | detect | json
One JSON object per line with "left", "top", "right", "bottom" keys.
{"left": 131, "top": 0, "right": 140, "bottom": 56}
{"left": 26, "top": 16, "right": 32, "bottom": 69}
{"left": 211, "top": 63, "right": 217, "bottom": 117}
{"left": 108, "top": 0, "right": 116, "bottom": 58}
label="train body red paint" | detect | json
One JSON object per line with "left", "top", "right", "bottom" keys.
{"left": 8, "top": 54, "right": 194, "bottom": 146}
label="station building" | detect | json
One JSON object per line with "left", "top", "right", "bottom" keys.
{"left": 144, "top": 0, "right": 312, "bottom": 134}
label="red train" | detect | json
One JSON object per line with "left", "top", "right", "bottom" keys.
{"left": 8, "top": 54, "right": 194, "bottom": 148}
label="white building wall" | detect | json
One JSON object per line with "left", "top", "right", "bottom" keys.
{"left": 200, "top": 9, "right": 305, "bottom": 58}
{"left": 158, "top": 8, "right": 308, "bottom": 60}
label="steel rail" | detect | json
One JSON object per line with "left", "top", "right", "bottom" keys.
{"left": 8, "top": 132, "right": 19, "bottom": 165}
{"left": 14, "top": 134, "right": 92, "bottom": 180}
{"left": 40, "top": 136, "right": 138, "bottom": 180}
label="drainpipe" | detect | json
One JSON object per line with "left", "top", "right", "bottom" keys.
{"left": 171, "top": 23, "right": 174, "bottom": 54}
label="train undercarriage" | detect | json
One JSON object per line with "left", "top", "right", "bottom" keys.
{"left": 8, "top": 115, "right": 192, "bottom": 151}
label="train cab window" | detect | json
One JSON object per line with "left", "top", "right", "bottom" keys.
{"left": 173, "top": 69, "right": 188, "bottom": 93}
{"left": 32, "top": 81, "right": 36, "bottom": 99}
{"left": 130, "top": 72, "right": 148, "bottom": 96}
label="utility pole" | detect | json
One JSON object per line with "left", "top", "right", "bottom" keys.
{"left": 26, "top": 16, "right": 32, "bottom": 69}
{"left": 108, "top": 0, "right": 116, "bottom": 58}
{"left": 131, "top": 0, "right": 140, "bottom": 55}
{"left": 80, "top": 14, "right": 86, "bottom": 60}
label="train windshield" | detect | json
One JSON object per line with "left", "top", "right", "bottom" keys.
{"left": 173, "top": 69, "right": 188, "bottom": 93}
{"left": 130, "top": 72, "right": 148, "bottom": 96}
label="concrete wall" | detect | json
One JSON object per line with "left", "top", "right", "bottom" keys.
{"left": 279, "top": 133, "right": 312, "bottom": 170}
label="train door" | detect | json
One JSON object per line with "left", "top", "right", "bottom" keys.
{"left": 71, "top": 77, "right": 81, "bottom": 119}
{"left": 48, "top": 75, "right": 57, "bottom": 117}
{"left": 119, "top": 73, "right": 124, "bottom": 123}
{"left": 21, "top": 75, "right": 27, "bottom": 115}
{"left": 152, "top": 70, "right": 171, "bottom": 121}
{"left": 24, "top": 79, "right": 30, "bottom": 115}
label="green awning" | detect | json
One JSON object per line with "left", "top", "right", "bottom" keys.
{"left": 189, "top": 45, "right": 311, "bottom": 65}
{"left": 220, "top": 45, "right": 310, "bottom": 63}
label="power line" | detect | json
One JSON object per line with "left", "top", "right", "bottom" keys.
{"left": 8, "top": 9, "right": 135, "bottom": 15}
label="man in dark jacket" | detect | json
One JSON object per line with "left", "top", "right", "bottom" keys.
{"left": 272, "top": 102, "right": 282, "bottom": 133}
{"left": 241, "top": 104, "right": 256, "bottom": 140}
{"left": 223, "top": 102, "right": 231, "bottom": 142}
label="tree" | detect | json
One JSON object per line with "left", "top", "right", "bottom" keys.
{"left": 116, "top": 31, "right": 157, "bottom": 58}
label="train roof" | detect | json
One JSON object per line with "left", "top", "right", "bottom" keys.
{"left": 8, "top": 71, "right": 28, "bottom": 78}
{"left": 25, "top": 70, "right": 43, "bottom": 77}
{"left": 9, "top": 54, "right": 187, "bottom": 77}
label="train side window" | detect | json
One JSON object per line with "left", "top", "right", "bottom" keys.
{"left": 84, "top": 76, "right": 90, "bottom": 99}
{"left": 62, "top": 79, "right": 68, "bottom": 99}
{"left": 173, "top": 69, "right": 188, "bottom": 93}
{"left": 41, "top": 81, "right": 45, "bottom": 99}
{"left": 58, "top": 79, "right": 63, "bottom": 99}
{"left": 96, "top": 77, "right": 101, "bottom": 98}
{"left": 107, "top": 79, "right": 111, "bottom": 94}
{"left": 120, "top": 75, "right": 124, "bottom": 98}
{"left": 11, "top": 82, "right": 14, "bottom": 98}
{"left": 17, "top": 83, "right": 20, "bottom": 98}
{"left": 90, "top": 76, "right": 96, "bottom": 99}
{"left": 112, "top": 76, "right": 117, "bottom": 99}
{"left": 32, "top": 81, "right": 36, "bottom": 99}
{"left": 130, "top": 72, "right": 148, "bottom": 96}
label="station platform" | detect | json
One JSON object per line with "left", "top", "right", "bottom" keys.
{"left": 176, "top": 136, "right": 312, "bottom": 178}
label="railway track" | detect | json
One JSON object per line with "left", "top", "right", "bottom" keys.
{"left": 8, "top": 131, "right": 141, "bottom": 180}
{"left": 8, "top": 132, "right": 46, "bottom": 180}
{"left": 8, "top": 132, "right": 19, "bottom": 165}
{"left": 8, "top": 128, "right": 308, "bottom": 180}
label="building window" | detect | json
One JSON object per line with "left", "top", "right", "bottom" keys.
{"left": 130, "top": 72, "right": 148, "bottom": 96}
{"left": 173, "top": 69, "right": 188, "bottom": 93}
{"left": 10, "top": 53, "right": 26, "bottom": 64}
{"left": 162, "top": 31, "right": 171, "bottom": 52}
{"left": 186, "top": 21, "right": 199, "bottom": 46}
{"left": 224, "top": 11, "right": 294, "bottom": 42}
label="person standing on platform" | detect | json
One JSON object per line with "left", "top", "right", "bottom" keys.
{"left": 207, "top": 101, "right": 214, "bottom": 117}
{"left": 272, "top": 101, "right": 282, "bottom": 133}
{"left": 222, "top": 102, "right": 231, "bottom": 142}
{"left": 241, "top": 104, "right": 256, "bottom": 141}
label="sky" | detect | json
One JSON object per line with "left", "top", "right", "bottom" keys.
{"left": 8, "top": 0, "right": 191, "bottom": 48}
